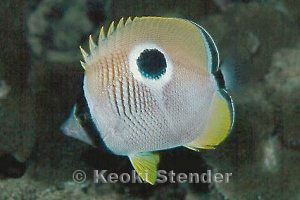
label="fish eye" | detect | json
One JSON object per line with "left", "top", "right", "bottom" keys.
{"left": 136, "top": 49, "right": 167, "bottom": 80}
{"left": 129, "top": 43, "right": 173, "bottom": 87}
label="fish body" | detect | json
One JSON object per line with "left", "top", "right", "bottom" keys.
{"left": 62, "top": 17, "right": 234, "bottom": 184}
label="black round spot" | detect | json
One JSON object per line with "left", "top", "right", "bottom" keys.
{"left": 136, "top": 49, "right": 167, "bottom": 79}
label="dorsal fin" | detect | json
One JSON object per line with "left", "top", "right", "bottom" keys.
{"left": 117, "top": 17, "right": 124, "bottom": 30}
{"left": 80, "top": 17, "right": 136, "bottom": 68}
{"left": 107, "top": 21, "right": 115, "bottom": 36}
{"left": 98, "top": 26, "right": 106, "bottom": 44}
{"left": 79, "top": 46, "right": 88, "bottom": 62}
{"left": 89, "top": 35, "right": 97, "bottom": 54}
{"left": 80, "top": 61, "right": 86, "bottom": 70}
{"left": 125, "top": 17, "right": 133, "bottom": 26}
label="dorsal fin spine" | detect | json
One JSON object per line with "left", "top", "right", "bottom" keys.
{"left": 107, "top": 21, "right": 115, "bottom": 36}
{"left": 98, "top": 26, "right": 106, "bottom": 44}
{"left": 117, "top": 17, "right": 124, "bottom": 30}
{"left": 79, "top": 46, "right": 88, "bottom": 62}
{"left": 89, "top": 35, "right": 97, "bottom": 54}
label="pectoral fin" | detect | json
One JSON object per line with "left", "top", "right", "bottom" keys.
{"left": 185, "top": 90, "right": 234, "bottom": 151}
{"left": 129, "top": 152, "right": 160, "bottom": 185}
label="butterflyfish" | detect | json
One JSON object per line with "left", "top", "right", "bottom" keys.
{"left": 62, "top": 17, "right": 235, "bottom": 185}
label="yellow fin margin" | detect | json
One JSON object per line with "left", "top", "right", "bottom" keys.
{"left": 185, "top": 91, "right": 233, "bottom": 151}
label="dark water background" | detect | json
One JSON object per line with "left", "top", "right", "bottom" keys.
{"left": 0, "top": 0, "right": 299, "bottom": 199}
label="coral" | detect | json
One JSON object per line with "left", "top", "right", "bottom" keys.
{"left": 265, "top": 48, "right": 300, "bottom": 151}
{"left": 27, "top": 0, "right": 94, "bottom": 63}
{"left": 0, "top": 175, "right": 121, "bottom": 200}
{"left": 0, "top": 0, "right": 35, "bottom": 162}
{"left": 0, "top": 88, "right": 35, "bottom": 162}
{"left": 0, "top": 0, "right": 31, "bottom": 88}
